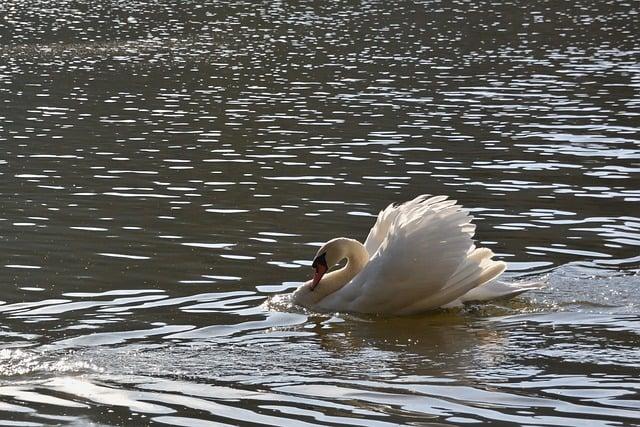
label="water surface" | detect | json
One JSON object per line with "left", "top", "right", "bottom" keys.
{"left": 0, "top": 0, "right": 639, "bottom": 425}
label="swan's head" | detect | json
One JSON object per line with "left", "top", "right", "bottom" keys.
{"left": 310, "top": 238, "right": 349, "bottom": 290}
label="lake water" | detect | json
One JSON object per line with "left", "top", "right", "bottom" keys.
{"left": 1, "top": 0, "right": 639, "bottom": 425}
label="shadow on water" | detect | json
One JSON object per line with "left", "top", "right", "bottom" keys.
{"left": 1, "top": 288, "right": 639, "bottom": 426}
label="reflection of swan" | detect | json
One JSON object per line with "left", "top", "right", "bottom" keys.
{"left": 309, "top": 313, "right": 508, "bottom": 374}
{"left": 293, "top": 195, "right": 541, "bottom": 315}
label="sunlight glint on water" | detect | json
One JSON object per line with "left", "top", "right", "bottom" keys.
{"left": 0, "top": 0, "right": 638, "bottom": 425}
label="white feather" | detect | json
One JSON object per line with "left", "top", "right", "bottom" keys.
{"left": 292, "top": 195, "right": 540, "bottom": 315}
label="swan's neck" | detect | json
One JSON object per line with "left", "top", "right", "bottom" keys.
{"left": 322, "top": 239, "right": 369, "bottom": 295}
{"left": 295, "top": 238, "right": 369, "bottom": 306}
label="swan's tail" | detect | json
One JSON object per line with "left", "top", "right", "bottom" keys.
{"left": 458, "top": 278, "right": 546, "bottom": 303}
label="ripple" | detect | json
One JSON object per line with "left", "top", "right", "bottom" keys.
{"left": 4, "top": 265, "right": 41, "bottom": 270}
{"left": 97, "top": 253, "right": 151, "bottom": 260}
{"left": 0, "top": 0, "right": 638, "bottom": 424}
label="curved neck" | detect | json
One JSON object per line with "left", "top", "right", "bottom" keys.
{"left": 292, "top": 238, "right": 370, "bottom": 307}
{"left": 313, "top": 239, "right": 369, "bottom": 300}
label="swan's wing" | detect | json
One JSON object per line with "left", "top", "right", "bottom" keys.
{"left": 363, "top": 195, "right": 448, "bottom": 257}
{"left": 317, "top": 196, "right": 506, "bottom": 315}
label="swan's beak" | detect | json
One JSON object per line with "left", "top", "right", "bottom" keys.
{"left": 310, "top": 252, "right": 328, "bottom": 291}
{"left": 311, "top": 264, "right": 328, "bottom": 290}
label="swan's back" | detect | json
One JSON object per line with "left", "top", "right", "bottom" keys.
{"left": 315, "top": 196, "right": 506, "bottom": 315}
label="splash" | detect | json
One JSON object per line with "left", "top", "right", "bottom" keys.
{"left": 0, "top": 348, "right": 101, "bottom": 380}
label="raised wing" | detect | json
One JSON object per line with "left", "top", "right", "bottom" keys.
{"left": 317, "top": 195, "right": 506, "bottom": 315}
{"left": 363, "top": 195, "right": 448, "bottom": 257}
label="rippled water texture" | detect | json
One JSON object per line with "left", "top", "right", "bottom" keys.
{"left": 1, "top": 0, "right": 639, "bottom": 425}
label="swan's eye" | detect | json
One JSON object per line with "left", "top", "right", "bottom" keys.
{"left": 312, "top": 252, "right": 327, "bottom": 269}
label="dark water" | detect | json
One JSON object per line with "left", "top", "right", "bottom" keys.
{"left": 1, "top": 0, "right": 639, "bottom": 425}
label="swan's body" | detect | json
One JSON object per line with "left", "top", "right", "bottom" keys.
{"left": 292, "top": 195, "right": 542, "bottom": 315}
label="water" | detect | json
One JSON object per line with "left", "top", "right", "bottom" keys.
{"left": 1, "top": 0, "right": 639, "bottom": 425}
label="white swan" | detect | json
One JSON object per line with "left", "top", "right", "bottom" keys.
{"left": 292, "top": 195, "right": 542, "bottom": 315}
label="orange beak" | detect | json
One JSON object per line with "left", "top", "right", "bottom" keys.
{"left": 311, "top": 263, "right": 328, "bottom": 291}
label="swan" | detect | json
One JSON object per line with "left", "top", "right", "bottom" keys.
{"left": 292, "top": 195, "right": 542, "bottom": 315}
